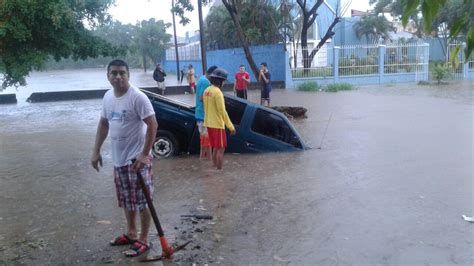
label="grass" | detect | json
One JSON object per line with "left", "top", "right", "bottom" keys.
{"left": 297, "top": 81, "right": 322, "bottom": 91}
{"left": 297, "top": 82, "right": 355, "bottom": 92}
{"left": 324, "top": 83, "right": 355, "bottom": 92}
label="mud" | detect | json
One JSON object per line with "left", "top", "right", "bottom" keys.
{"left": 0, "top": 77, "right": 473, "bottom": 264}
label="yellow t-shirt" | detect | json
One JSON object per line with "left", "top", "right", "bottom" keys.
{"left": 203, "top": 85, "right": 235, "bottom": 131}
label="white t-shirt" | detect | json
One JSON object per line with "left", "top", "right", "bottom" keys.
{"left": 101, "top": 86, "right": 155, "bottom": 167}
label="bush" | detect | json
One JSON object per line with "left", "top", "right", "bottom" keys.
{"left": 297, "top": 81, "right": 322, "bottom": 91}
{"left": 324, "top": 83, "right": 354, "bottom": 92}
{"left": 431, "top": 63, "right": 452, "bottom": 84}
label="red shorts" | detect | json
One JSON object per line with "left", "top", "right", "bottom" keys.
{"left": 200, "top": 135, "right": 211, "bottom": 148}
{"left": 190, "top": 82, "right": 196, "bottom": 89}
{"left": 207, "top": 127, "right": 227, "bottom": 148}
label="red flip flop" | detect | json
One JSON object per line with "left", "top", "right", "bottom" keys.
{"left": 110, "top": 234, "right": 136, "bottom": 246}
{"left": 124, "top": 241, "right": 150, "bottom": 257}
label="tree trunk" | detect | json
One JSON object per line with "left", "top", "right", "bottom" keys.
{"left": 222, "top": 1, "right": 259, "bottom": 80}
{"left": 301, "top": 23, "right": 310, "bottom": 69}
{"left": 292, "top": 39, "right": 297, "bottom": 68}
{"left": 308, "top": 17, "right": 339, "bottom": 66}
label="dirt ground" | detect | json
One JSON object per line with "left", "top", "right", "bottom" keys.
{"left": 0, "top": 81, "right": 473, "bottom": 264}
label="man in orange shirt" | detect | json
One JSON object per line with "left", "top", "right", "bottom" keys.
{"left": 203, "top": 68, "right": 236, "bottom": 170}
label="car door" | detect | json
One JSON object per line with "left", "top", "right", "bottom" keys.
{"left": 223, "top": 97, "right": 249, "bottom": 153}
{"left": 244, "top": 107, "right": 304, "bottom": 153}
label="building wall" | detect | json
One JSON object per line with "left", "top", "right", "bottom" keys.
{"left": 424, "top": 37, "right": 448, "bottom": 62}
{"left": 333, "top": 17, "right": 366, "bottom": 46}
{"left": 316, "top": 0, "right": 340, "bottom": 39}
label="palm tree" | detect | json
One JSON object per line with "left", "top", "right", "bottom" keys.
{"left": 354, "top": 15, "right": 395, "bottom": 44}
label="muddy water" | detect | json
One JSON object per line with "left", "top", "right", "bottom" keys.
{"left": 1, "top": 79, "right": 473, "bottom": 264}
{"left": 1, "top": 69, "right": 176, "bottom": 105}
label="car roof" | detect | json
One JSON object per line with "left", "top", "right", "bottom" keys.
{"left": 224, "top": 93, "right": 287, "bottom": 117}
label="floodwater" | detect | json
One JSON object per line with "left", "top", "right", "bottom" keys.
{"left": 0, "top": 70, "right": 473, "bottom": 264}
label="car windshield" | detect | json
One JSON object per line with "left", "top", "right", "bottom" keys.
{"left": 251, "top": 109, "right": 302, "bottom": 148}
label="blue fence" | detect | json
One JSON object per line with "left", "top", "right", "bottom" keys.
{"left": 290, "top": 43, "right": 430, "bottom": 88}
{"left": 163, "top": 44, "right": 286, "bottom": 83}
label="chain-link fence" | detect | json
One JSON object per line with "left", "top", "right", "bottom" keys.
{"left": 166, "top": 43, "right": 201, "bottom": 61}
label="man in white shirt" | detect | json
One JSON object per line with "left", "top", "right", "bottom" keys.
{"left": 91, "top": 59, "right": 158, "bottom": 257}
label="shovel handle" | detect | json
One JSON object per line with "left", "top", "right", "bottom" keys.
{"left": 136, "top": 170, "right": 165, "bottom": 237}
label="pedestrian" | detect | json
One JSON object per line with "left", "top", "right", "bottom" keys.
{"left": 91, "top": 59, "right": 158, "bottom": 257}
{"left": 195, "top": 65, "right": 218, "bottom": 160}
{"left": 187, "top": 64, "right": 196, "bottom": 94}
{"left": 258, "top": 62, "right": 272, "bottom": 107}
{"left": 203, "top": 68, "right": 236, "bottom": 170}
{"left": 233, "top": 64, "right": 250, "bottom": 99}
{"left": 153, "top": 63, "right": 167, "bottom": 95}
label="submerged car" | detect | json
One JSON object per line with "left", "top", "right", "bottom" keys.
{"left": 141, "top": 89, "right": 306, "bottom": 159}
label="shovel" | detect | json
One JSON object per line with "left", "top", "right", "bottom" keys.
{"left": 135, "top": 169, "right": 190, "bottom": 262}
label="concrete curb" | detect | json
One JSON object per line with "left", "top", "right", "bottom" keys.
{"left": 0, "top": 94, "right": 17, "bottom": 104}
{"left": 3, "top": 81, "right": 286, "bottom": 104}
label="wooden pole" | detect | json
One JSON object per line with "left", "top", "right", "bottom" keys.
{"left": 198, "top": 0, "right": 207, "bottom": 74}
{"left": 171, "top": 0, "right": 180, "bottom": 82}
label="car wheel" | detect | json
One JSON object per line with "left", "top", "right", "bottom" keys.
{"left": 152, "top": 130, "right": 179, "bottom": 159}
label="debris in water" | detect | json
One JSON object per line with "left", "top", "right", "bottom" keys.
{"left": 15, "top": 239, "right": 48, "bottom": 249}
{"left": 101, "top": 256, "right": 114, "bottom": 264}
{"left": 181, "top": 214, "right": 213, "bottom": 220}
{"left": 97, "top": 220, "right": 111, "bottom": 225}
{"left": 273, "top": 255, "right": 287, "bottom": 262}
{"left": 462, "top": 215, "right": 474, "bottom": 222}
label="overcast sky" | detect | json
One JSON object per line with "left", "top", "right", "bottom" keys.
{"left": 108, "top": 0, "right": 371, "bottom": 36}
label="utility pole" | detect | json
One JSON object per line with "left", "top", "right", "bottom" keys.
{"left": 197, "top": 0, "right": 207, "bottom": 74}
{"left": 171, "top": 0, "right": 180, "bottom": 83}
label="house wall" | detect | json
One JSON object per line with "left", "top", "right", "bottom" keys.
{"left": 333, "top": 17, "right": 365, "bottom": 46}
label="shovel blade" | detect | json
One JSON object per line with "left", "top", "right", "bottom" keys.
{"left": 140, "top": 255, "right": 163, "bottom": 262}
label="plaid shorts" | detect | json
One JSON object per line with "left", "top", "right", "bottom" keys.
{"left": 114, "top": 160, "right": 153, "bottom": 212}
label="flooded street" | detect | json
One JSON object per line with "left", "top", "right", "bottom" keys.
{"left": 0, "top": 71, "right": 473, "bottom": 264}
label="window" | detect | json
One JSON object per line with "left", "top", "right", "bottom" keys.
{"left": 251, "top": 109, "right": 302, "bottom": 148}
{"left": 225, "top": 98, "right": 246, "bottom": 125}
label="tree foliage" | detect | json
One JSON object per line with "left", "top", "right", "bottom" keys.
{"left": 173, "top": 0, "right": 270, "bottom": 79}
{"left": 0, "top": 0, "right": 120, "bottom": 89}
{"left": 134, "top": 19, "right": 171, "bottom": 72}
{"left": 401, "top": 0, "right": 473, "bottom": 61}
{"left": 205, "top": 3, "right": 282, "bottom": 50}
{"left": 46, "top": 19, "right": 171, "bottom": 72}
{"left": 354, "top": 15, "right": 395, "bottom": 44}
{"left": 372, "top": 0, "right": 473, "bottom": 60}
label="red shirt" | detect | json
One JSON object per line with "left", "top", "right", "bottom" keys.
{"left": 235, "top": 72, "right": 250, "bottom": 90}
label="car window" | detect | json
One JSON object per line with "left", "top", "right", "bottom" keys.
{"left": 251, "top": 109, "right": 302, "bottom": 148}
{"left": 225, "top": 98, "right": 246, "bottom": 125}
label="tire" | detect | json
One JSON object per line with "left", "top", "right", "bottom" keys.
{"left": 152, "top": 130, "right": 179, "bottom": 159}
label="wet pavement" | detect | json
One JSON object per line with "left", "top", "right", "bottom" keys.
{"left": 0, "top": 79, "right": 473, "bottom": 264}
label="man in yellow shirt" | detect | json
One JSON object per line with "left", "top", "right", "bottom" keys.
{"left": 203, "top": 68, "right": 236, "bottom": 170}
